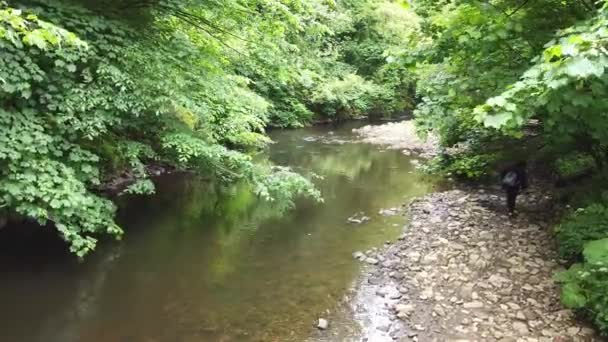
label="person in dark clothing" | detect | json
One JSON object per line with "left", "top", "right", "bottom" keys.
{"left": 501, "top": 162, "right": 528, "bottom": 215}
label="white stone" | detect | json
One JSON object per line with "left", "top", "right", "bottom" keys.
{"left": 365, "top": 257, "right": 379, "bottom": 265}
{"left": 463, "top": 301, "right": 484, "bottom": 309}
{"left": 512, "top": 321, "right": 529, "bottom": 335}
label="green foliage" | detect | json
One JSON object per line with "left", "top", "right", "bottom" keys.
{"left": 555, "top": 152, "right": 597, "bottom": 179}
{"left": 421, "top": 152, "right": 499, "bottom": 180}
{"left": 411, "top": 0, "right": 601, "bottom": 174}
{"left": 555, "top": 204, "right": 608, "bottom": 261}
{"left": 253, "top": 166, "right": 322, "bottom": 208}
{"left": 311, "top": 74, "right": 380, "bottom": 119}
{"left": 557, "top": 238, "right": 608, "bottom": 335}
{"left": 473, "top": 2, "right": 608, "bottom": 168}
{"left": 339, "top": 0, "right": 421, "bottom": 118}
{"left": 233, "top": 0, "right": 422, "bottom": 125}
{"left": 1, "top": 0, "right": 333, "bottom": 256}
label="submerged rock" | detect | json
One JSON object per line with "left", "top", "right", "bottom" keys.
{"left": 347, "top": 212, "right": 371, "bottom": 224}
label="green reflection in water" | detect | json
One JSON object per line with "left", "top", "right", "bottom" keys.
{"left": 0, "top": 123, "right": 435, "bottom": 342}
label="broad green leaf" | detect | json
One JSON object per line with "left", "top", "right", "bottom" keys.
{"left": 565, "top": 57, "right": 604, "bottom": 78}
{"left": 483, "top": 112, "right": 512, "bottom": 128}
{"left": 560, "top": 283, "right": 587, "bottom": 309}
{"left": 583, "top": 238, "right": 608, "bottom": 265}
{"left": 23, "top": 30, "right": 47, "bottom": 49}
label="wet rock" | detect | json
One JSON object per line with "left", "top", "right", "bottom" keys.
{"left": 379, "top": 208, "right": 400, "bottom": 216}
{"left": 347, "top": 213, "right": 370, "bottom": 224}
{"left": 365, "top": 257, "right": 379, "bottom": 265}
{"left": 317, "top": 318, "right": 328, "bottom": 330}
{"left": 352, "top": 251, "right": 365, "bottom": 260}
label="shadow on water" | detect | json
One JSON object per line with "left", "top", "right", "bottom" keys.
{"left": 0, "top": 122, "right": 436, "bottom": 342}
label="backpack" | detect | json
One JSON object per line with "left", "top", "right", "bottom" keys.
{"left": 502, "top": 170, "right": 519, "bottom": 188}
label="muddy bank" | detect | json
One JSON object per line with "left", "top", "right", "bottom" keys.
{"left": 345, "top": 186, "right": 598, "bottom": 341}
{"left": 352, "top": 121, "right": 439, "bottom": 158}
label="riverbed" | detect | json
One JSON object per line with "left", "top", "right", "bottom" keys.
{"left": 0, "top": 123, "right": 436, "bottom": 342}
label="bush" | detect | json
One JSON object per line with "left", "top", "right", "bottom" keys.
{"left": 556, "top": 238, "right": 608, "bottom": 335}
{"left": 555, "top": 204, "right": 608, "bottom": 260}
{"left": 555, "top": 153, "right": 597, "bottom": 179}
{"left": 269, "top": 100, "right": 314, "bottom": 128}
{"left": 421, "top": 152, "right": 499, "bottom": 180}
{"left": 310, "top": 74, "right": 382, "bottom": 120}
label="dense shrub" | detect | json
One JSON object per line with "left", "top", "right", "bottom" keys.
{"left": 555, "top": 204, "right": 608, "bottom": 260}
{"left": 555, "top": 204, "right": 608, "bottom": 335}
{"left": 555, "top": 153, "right": 597, "bottom": 179}
{"left": 556, "top": 238, "right": 608, "bottom": 335}
{"left": 421, "top": 152, "right": 499, "bottom": 180}
{"left": 310, "top": 74, "right": 381, "bottom": 119}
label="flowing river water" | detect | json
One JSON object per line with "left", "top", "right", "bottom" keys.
{"left": 0, "top": 123, "right": 436, "bottom": 342}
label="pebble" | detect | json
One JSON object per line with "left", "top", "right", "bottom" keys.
{"left": 365, "top": 257, "right": 379, "bottom": 265}
{"left": 388, "top": 292, "right": 402, "bottom": 300}
{"left": 317, "top": 318, "right": 328, "bottom": 330}
{"left": 463, "top": 301, "right": 484, "bottom": 309}
{"left": 513, "top": 321, "right": 529, "bottom": 335}
{"left": 394, "top": 304, "right": 415, "bottom": 316}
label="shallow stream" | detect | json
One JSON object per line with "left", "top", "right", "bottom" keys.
{"left": 0, "top": 123, "right": 435, "bottom": 341}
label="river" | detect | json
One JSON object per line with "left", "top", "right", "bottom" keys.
{"left": 0, "top": 123, "right": 435, "bottom": 342}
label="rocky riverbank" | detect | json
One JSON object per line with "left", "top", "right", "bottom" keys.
{"left": 352, "top": 121, "right": 439, "bottom": 158}
{"left": 348, "top": 186, "right": 598, "bottom": 341}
